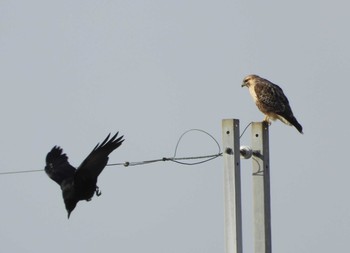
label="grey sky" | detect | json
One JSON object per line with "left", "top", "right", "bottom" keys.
{"left": 0, "top": 1, "right": 349, "bottom": 252}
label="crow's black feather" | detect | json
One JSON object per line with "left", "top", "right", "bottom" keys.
{"left": 45, "top": 132, "right": 124, "bottom": 218}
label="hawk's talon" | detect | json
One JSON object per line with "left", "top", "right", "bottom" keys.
{"left": 263, "top": 117, "right": 271, "bottom": 125}
{"left": 263, "top": 120, "right": 272, "bottom": 126}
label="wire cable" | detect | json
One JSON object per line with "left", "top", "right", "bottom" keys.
{"left": 0, "top": 128, "right": 227, "bottom": 175}
{"left": 0, "top": 122, "right": 252, "bottom": 175}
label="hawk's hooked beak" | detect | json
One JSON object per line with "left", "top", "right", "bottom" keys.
{"left": 241, "top": 82, "right": 247, "bottom": 87}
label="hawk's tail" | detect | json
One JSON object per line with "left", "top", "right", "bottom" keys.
{"left": 290, "top": 117, "right": 303, "bottom": 134}
{"left": 279, "top": 114, "right": 303, "bottom": 134}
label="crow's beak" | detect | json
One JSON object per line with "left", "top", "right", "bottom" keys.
{"left": 67, "top": 211, "right": 71, "bottom": 219}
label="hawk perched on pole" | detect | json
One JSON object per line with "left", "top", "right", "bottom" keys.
{"left": 241, "top": 74, "right": 303, "bottom": 134}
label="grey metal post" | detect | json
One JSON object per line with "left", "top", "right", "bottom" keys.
{"left": 251, "top": 122, "right": 271, "bottom": 253}
{"left": 222, "top": 119, "right": 243, "bottom": 253}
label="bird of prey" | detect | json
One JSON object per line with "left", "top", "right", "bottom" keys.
{"left": 242, "top": 74, "right": 303, "bottom": 134}
{"left": 45, "top": 132, "right": 124, "bottom": 218}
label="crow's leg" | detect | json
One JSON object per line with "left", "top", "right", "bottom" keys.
{"left": 96, "top": 186, "right": 102, "bottom": 196}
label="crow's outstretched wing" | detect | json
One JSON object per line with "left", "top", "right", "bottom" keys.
{"left": 45, "top": 146, "right": 76, "bottom": 185}
{"left": 76, "top": 132, "right": 124, "bottom": 180}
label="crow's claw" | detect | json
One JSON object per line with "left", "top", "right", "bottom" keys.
{"left": 96, "top": 186, "right": 102, "bottom": 197}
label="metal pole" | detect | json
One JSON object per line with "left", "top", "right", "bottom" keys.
{"left": 222, "top": 119, "right": 243, "bottom": 253}
{"left": 251, "top": 122, "right": 271, "bottom": 253}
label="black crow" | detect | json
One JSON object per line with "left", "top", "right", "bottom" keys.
{"left": 45, "top": 132, "right": 124, "bottom": 218}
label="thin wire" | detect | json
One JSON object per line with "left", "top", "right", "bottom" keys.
{"left": 170, "top": 154, "right": 222, "bottom": 166}
{"left": 171, "top": 128, "right": 222, "bottom": 166}
{"left": 240, "top": 122, "right": 252, "bottom": 138}
{"left": 0, "top": 169, "right": 44, "bottom": 175}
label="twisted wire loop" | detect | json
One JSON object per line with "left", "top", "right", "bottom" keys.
{"left": 107, "top": 153, "right": 223, "bottom": 168}
{"left": 107, "top": 129, "right": 223, "bottom": 167}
